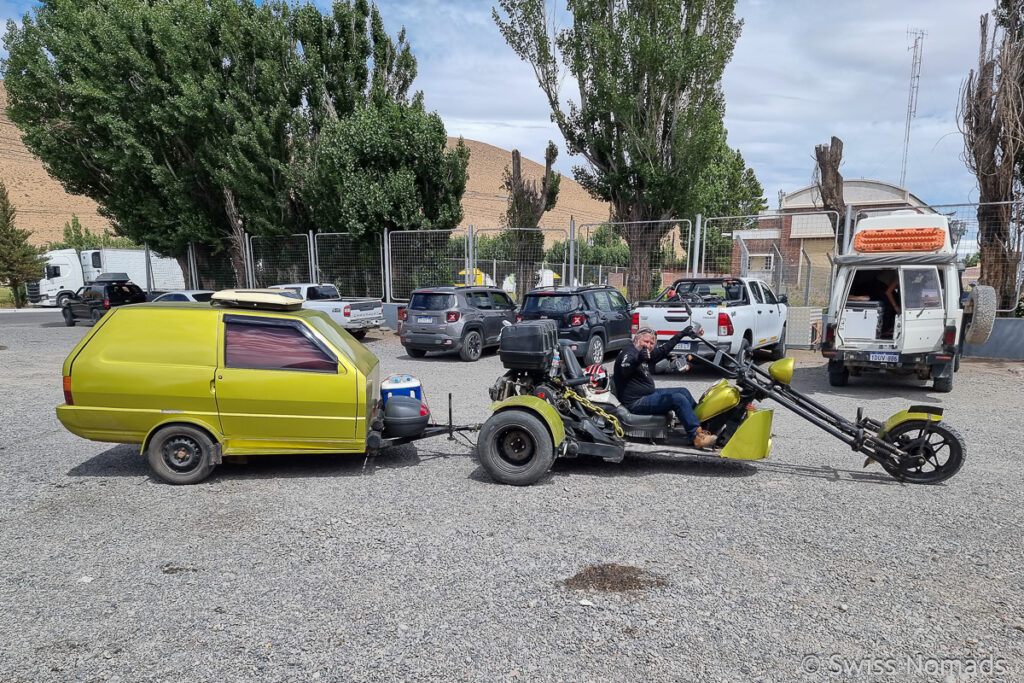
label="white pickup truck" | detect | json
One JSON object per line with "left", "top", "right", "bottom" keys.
{"left": 632, "top": 277, "right": 789, "bottom": 364}
{"left": 269, "top": 283, "right": 384, "bottom": 340}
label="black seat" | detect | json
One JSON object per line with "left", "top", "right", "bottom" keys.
{"left": 612, "top": 405, "right": 671, "bottom": 430}
{"left": 559, "top": 341, "right": 586, "bottom": 380}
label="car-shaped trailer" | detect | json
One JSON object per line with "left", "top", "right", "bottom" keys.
{"left": 56, "top": 289, "right": 469, "bottom": 484}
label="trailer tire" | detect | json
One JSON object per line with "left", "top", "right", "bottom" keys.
{"left": 147, "top": 424, "right": 217, "bottom": 485}
{"left": 477, "top": 409, "right": 555, "bottom": 486}
{"left": 963, "top": 285, "right": 996, "bottom": 345}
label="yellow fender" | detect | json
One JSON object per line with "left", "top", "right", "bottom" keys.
{"left": 489, "top": 395, "right": 566, "bottom": 446}
{"left": 720, "top": 409, "right": 773, "bottom": 461}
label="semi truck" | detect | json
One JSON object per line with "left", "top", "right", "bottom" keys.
{"left": 27, "top": 248, "right": 186, "bottom": 307}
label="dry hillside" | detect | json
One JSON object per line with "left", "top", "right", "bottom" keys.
{"left": 449, "top": 137, "right": 610, "bottom": 234}
{"left": 1, "top": 79, "right": 609, "bottom": 247}
{"left": 0, "top": 80, "right": 113, "bottom": 246}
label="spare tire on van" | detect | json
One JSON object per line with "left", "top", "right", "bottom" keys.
{"left": 963, "top": 285, "right": 996, "bottom": 345}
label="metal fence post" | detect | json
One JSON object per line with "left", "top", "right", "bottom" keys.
{"left": 143, "top": 243, "right": 153, "bottom": 294}
{"left": 770, "top": 243, "right": 784, "bottom": 293}
{"left": 569, "top": 217, "right": 576, "bottom": 286}
{"left": 801, "top": 248, "right": 812, "bottom": 306}
{"left": 243, "top": 233, "right": 255, "bottom": 287}
{"left": 692, "top": 214, "right": 702, "bottom": 277}
{"left": 843, "top": 205, "right": 853, "bottom": 255}
{"left": 738, "top": 235, "right": 749, "bottom": 277}
{"left": 308, "top": 230, "right": 317, "bottom": 283}
{"left": 383, "top": 228, "right": 393, "bottom": 303}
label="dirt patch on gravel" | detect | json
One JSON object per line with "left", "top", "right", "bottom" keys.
{"left": 561, "top": 563, "right": 668, "bottom": 592}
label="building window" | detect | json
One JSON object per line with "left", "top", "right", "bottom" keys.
{"left": 748, "top": 254, "right": 774, "bottom": 272}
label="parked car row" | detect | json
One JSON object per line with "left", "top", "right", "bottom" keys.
{"left": 398, "top": 284, "right": 637, "bottom": 364}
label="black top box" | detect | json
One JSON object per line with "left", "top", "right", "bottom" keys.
{"left": 499, "top": 319, "right": 558, "bottom": 371}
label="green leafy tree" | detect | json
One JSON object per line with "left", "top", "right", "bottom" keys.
{"left": 46, "top": 215, "right": 138, "bottom": 250}
{"left": 494, "top": 0, "right": 742, "bottom": 300}
{"left": 0, "top": 181, "right": 46, "bottom": 308}
{"left": 3, "top": 0, "right": 467, "bottom": 288}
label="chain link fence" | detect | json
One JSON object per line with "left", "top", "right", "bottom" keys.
{"left": 471, "top": 227, "right": 568, "bottom": 304}
{"left": 387, "top": 230, "right": 468, "bottom": 301}
{"left": 248, "top": 233, "right": 312, "bottom": 288}
{"left": 572, "top": 220, "right": 690, "bottom": 298}
{"left": 186, "top": 242, "right": 246, "bottom": 291}
{"left": 315, "top": 233, "right": 384, "bottom": 298}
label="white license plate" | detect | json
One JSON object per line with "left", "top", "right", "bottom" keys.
{"left": 674, "top": 342, "right": 691, "bottom": 351}
{"left": 416, "top": 316, "right": 433, "bottom": 324}
{"left": 869, "top": 352, "right": 899, "bottom": 363}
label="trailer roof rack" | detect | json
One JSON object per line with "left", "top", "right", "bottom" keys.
{"left": 210, "top": 289, "right": 305, "bottom": 311}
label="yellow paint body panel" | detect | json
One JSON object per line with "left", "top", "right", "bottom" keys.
{"left": 489, "top": 395, "right": 566, "bottom": 446}
{"left": 56, "top": 303, "right": 378, "bottom": 456}
{"left": 694, "top": 380, "right": 741, "bottom": 422}
{"left": 720, "top": 409, "right": 773, "bottom": 461}
{"left": 768, "top": 358, "right": 795, "bottom": 385}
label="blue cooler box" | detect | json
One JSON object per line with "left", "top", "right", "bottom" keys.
{"left": 381, "top": 374, "right": 423, "bottom": 406}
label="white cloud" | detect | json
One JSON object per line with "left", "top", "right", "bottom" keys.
{"left": 2, "top": 0, "right": 1000, "bottom": 208}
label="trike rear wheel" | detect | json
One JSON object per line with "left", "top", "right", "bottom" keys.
{"left": 477, "top": 409, "right": 555, "bottom": 486}
{"left": 881, "top": 420, "right": 965, "bottom": 484}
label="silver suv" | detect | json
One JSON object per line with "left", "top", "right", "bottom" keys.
{"left": 400, "top": 286, "right": 518, "bottom": 361}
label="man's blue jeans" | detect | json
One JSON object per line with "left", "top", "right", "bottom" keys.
{"left": 628, "top": 388, "right": 701, "bottom": 437}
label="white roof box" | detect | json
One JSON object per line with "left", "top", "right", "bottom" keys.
{"left": 210, "top": 289, "right": 305, "bottom": 311}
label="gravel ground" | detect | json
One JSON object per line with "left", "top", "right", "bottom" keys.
{"left": 1, "top": 311, "right": 1022, "bottom": 682}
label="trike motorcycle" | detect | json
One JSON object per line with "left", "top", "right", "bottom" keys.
{"left": 477, "top": 313, "right": 966, "bottom": 486}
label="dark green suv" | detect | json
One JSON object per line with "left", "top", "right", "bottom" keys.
{"left": 62, "top": 273, "right": 147, "bottom": 326}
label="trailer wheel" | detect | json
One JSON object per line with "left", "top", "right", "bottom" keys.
{"left": 963, "top": 285, "right": 996, "bottom": 345}
{"left": 147, "top": 425, "right": 217, "bottom": 485}
{"left": 881, "top": 420, "right": 965, "bottom": 484}
{"left": 477, "top": 409, "right": 555, "bottom": 486}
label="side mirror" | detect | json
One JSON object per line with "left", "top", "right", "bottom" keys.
{"left": 777, "top": 295, "right": 788, "bottom": 305}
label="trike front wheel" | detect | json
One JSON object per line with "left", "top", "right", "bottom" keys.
{"left": 881, "top": 420, "right": 965, "bottom": 484}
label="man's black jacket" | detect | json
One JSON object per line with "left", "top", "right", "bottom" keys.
{"left": 612, "top": 330, "right": 687, "bottom": 406}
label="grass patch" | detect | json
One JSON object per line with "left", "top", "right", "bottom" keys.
{"left": 0, "top": 287, "right": 14, "bottom": 308}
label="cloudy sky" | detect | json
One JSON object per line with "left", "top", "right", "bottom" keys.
{"left": 2, "top": 0, "right": 998, "bottom": 208}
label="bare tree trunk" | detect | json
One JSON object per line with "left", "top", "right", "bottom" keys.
{"left": 959, "top": 13, "right": 1024, "bottom": 311}
{"left": 223, "top": 188, "right": 248, "bottom": 288}
{"left": 814, "top": 136, "right": 846, "bottom": 249}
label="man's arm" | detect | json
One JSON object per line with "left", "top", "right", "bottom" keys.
{"left": 650, "top": 329, "right": 687, "bottom": 363}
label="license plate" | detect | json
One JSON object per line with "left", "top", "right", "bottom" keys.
{"left": 416, "top": 316, "right": 433, "bottom": 324}
{"left": 674, "top": 342, "right": 691, "bottom": 351}
{"left": 869, "top": 352, "right": 899, "bottom": 363}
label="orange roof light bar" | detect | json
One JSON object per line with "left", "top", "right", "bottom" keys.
{"left": 853, "top": 227, "right": 946, "bottom": 253}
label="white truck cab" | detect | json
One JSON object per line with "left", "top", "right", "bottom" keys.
{"left": 821, "top": 211, "right": 995, "bottom": 392}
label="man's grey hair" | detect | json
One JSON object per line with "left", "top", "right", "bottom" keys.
{"left": 633, "top": 327, "right": 656, "bottom": 342}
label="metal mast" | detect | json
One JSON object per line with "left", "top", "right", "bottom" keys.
{"left": 900, "top": 29, "right": 925, "bottom": 188}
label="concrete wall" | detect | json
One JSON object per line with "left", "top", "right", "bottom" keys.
{"left": 963, "top": 318, "right": 1024, "bottom": 360}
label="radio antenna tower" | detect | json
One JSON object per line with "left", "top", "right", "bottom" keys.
{"left": 900, "top": 29, "right": 925, "bottom": 188}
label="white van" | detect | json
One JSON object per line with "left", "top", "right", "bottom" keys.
{"left": 821, "top": 211, "right": 995, "bottom": 392}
